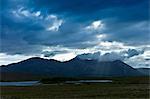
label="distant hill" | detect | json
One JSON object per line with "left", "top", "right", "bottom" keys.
{"left": 0, "top": 57, "right": 145, "bottom": 81}
{"left": 137, "top": 68, "right": 150, "bottom": 76}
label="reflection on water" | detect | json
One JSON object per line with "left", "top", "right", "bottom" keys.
{"left": 0, "top": 81, "right": 40, "bottom": 86}
{"left": 65, "top": 80, "right": 113, "bottom": 84}
{"left": 0, "top": 80, "right": 113, "bottom": 86}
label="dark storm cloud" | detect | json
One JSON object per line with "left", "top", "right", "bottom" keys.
{"left": 0, "top": 0, "right": 149, "bottom": 55}
{"left": 77, "top": 49, "right": 144, "bottom": 61}
{"left": 42, "top": 50, "right": 68, "bottom": 57}
{"left": 78, "top": 52, "right": 125, "bottom": 61}
{"left": 32, "top": 0, "right": 147, "bottom": 19}
{"left": 126, "top": 49, "right": 144, "bottom": 58}
{"left": 77, "top": 52, "right": 101, "bottom": 60}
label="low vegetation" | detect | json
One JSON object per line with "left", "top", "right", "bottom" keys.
{"left": 40, "top": 76, "right": 150, "bottom": 84}
{"left": 0, "top": 76, "right": 149, "bottom": 99}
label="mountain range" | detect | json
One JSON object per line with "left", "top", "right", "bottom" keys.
{"left": 0, "top": 57, "right": 149, "bottom": 81}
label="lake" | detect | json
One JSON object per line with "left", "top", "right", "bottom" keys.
{"left": 0, "top": 81, "right": 40, "bottom": 86}
{"left": 0, "top": 80, "right": 113, "bottom": 86}
{"left": 65, "top": 80, "right": 113, "bottom": 84}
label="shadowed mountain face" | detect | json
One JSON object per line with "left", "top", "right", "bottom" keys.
{"left": 137, "top": 68, "right": 150, "bottom": 76}
{"left": 0, "top": 57, "right": 145, "bottom": 80}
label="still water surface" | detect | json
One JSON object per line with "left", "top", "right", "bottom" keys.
{"left": 0, "top": 80, "right": 112, "bottom": 86}
{"left": 0, "top": 81, "right": 40, "bottom": 86}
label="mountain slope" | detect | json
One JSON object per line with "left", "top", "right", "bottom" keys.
{"left": 0, "top": 57, "right": 144, "bottom": 80}
{"left": 137, "top": 68, "right": 150, "bottom": 76}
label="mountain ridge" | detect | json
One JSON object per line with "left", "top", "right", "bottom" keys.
{"left": 0, "top": 57, "right": 147, "bottom": 81}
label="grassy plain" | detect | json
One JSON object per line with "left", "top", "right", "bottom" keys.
{"left": 0, "top": 76, "right": 150, "bottom": 99}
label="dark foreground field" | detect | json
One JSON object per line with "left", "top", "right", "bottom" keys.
{"left": 0, "top": 77, "right": 150, "bottom": 99}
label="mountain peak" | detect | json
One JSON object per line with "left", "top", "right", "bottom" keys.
{"left": 27, "top": 57, "right": 44, "bottom": 60}
{"left": 113, "top": 60, "right": 123, "bottom": 63}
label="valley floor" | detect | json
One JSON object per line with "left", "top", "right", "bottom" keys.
{"left": 0, "top": 83, "right": 150, "bottom": 99}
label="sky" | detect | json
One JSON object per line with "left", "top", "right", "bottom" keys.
{"left": 0, "top": 0, "right": 150, "bottom": 68}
